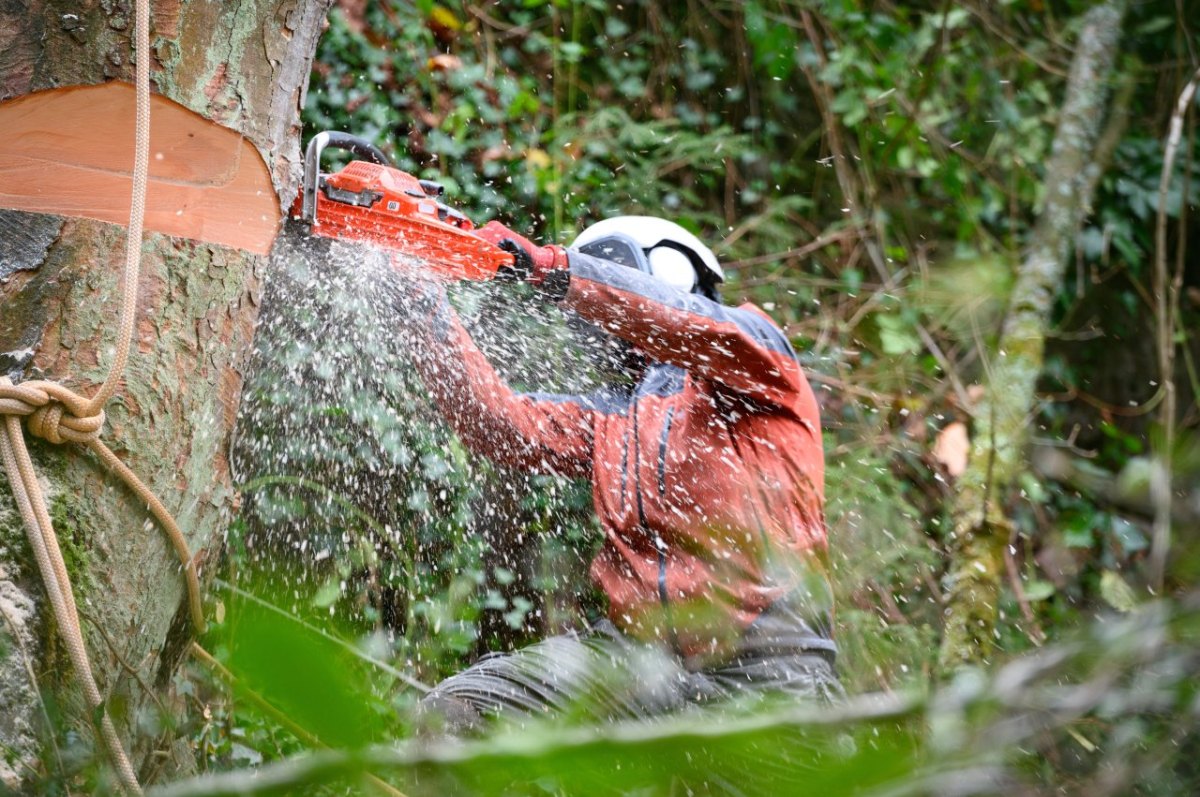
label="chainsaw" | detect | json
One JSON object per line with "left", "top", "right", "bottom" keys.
{"left": 289, "top": 131, "right": 513, "bottom": 281}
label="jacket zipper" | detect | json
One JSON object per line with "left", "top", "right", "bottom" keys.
{"left": 656, "top": 406, "right": 674, "bottom": 497}
{"left": 628, "top": 400, "right": 676, "bottom": 643}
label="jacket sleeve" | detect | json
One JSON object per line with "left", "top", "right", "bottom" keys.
{"left": 408, "top": 292, "right": 594, "bottom": 478}
{"left": 562, "top": 251, "right": 807, "bottom": 408}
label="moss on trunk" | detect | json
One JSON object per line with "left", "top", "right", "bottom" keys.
{"left": 938, "top": 0, "right": 1129, "bottom": 671}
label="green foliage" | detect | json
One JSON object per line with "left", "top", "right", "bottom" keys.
{"left": 227, "top": 238, "right": 493, "bottom": 690}
{"left": 305, "top": 2, "right": 556, "bottom": 227}
{"left": 156, "top": 597, "right": 1200, "bottom": 797}
{"left": 827, "top": 444, "right": 940, "bottom": 692}
{"left": 1087, "top": 134, "right": 1200, "bottom": 274}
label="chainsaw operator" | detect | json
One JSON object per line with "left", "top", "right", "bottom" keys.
{"left": 401, "top": 216, "right": 840, "bottom": 733}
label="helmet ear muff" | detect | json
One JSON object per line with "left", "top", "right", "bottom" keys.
{"left": 646, "top": 246, "right": 697, "bottom": 293}
{"left": 571, "top": 215, "right": 724, "bottom": 285}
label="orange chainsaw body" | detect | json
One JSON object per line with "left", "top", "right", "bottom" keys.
{"left": 291, "top": 133, "right": 511, "bottom": 281}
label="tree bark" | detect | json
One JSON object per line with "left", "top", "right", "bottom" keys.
{"left": 0, "top": 1, "right": 330, "bottom": 789}
{"left": 938, "top": 0, "right": 1128, "bottom": 670}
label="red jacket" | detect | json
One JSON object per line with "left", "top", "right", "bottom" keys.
{"left": 413, "top": 253, "right": 829, "bottom": 661}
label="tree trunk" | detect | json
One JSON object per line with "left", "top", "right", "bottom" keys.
{"left": 0, "top": 1, "right": 330, "bottom": 789}
{"left": 938, "top": 0, "right": 1128, "bottom": 670}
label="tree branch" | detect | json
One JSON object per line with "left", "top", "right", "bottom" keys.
{"left": 938, "top": 0, "right": 1129, "bottom": 670}
{"left": 1150, "top": 65, "right": 1200, "bottom": 590}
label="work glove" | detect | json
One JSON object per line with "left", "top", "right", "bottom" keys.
{"left": 475, "top": 221, "right": 570, "bottom": 292}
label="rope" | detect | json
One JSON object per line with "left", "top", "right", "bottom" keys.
{"left": 0, "top": 417, "right": 140, "bottom": 793}
{"left": 85, "top": 0, "right": 151, "bottom": 419}
{"left": 0, "top": 0, "right": 203, "bottom": 791}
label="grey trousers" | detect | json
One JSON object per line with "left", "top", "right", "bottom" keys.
{"left": 416, "top": 600, "right": 842, "bottom": 735}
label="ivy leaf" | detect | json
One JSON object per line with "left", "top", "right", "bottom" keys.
{"left": 1023, "top": 579, "right": 1056, "bottom": 602}
{"left": 231, "top": 742, "right": 263, "bottom": 766}
{"left": 927, "top": 8, "right": 970, "bottom": 30}
{"left": 503, "top": 596, "right": 534, "bottom": 629}
{"left": 1100, "top": 570, "right": 1138, "bottom": 613}
{"left": 312, "top": 578, "right": 341, "bottom": 609}
{"left": 559, "top": 41, "right": 586, "bottom": 63}
{"left": 1109, "top": 516, "right": 1148, "bottom": 554}
{"left": 1135, "top": 16, "right": 1173, "bottom": 35}
{"left": 427, "top": 4, "right": 461, "bottom": 33}
{"left": 604, "top": 17, "right": 630, "bottom": 37}
{"left": 877, "top": 314, "right": 921, "bottom": 356}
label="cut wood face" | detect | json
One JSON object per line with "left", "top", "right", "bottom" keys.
{"left": 0, "top": 82, "right": 280, "bottom": 254}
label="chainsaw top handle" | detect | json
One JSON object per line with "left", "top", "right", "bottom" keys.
{"left": 300, "top": 131, "right": 392, "bottom": 225}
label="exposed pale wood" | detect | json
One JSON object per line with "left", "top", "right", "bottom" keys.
{"left": 0, "top": 83, "right": 279, "bottom": 255}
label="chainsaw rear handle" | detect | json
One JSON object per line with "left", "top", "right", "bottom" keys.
{"left": 299, "top": 131, "right": 392, "bottom": 224}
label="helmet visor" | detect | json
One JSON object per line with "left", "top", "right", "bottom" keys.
{"left": 576, "top": 235, "right": 650, "bottom": 274}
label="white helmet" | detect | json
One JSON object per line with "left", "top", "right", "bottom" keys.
{"left": 570, "top": 216, "right": 724, "bottom": 298}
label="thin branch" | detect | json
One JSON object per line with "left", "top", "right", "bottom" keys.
{"left": 463, "top": 5, "right": 533, "bottom": 37}
{"left": 797, "top": 14, "right": 871, "bottom": 266}
{"left": 721, "top": 227, "right": 857, "bottom": 270}
{"left": 1150, "top": 65, "right": 1200, "bottom": 590}
{"left": 189, "top": 642, "right": 322, "bottom": 748}
{"left": 914, "top": 323, "right": 973, "bottom": 410}
{"left": 1003, "top": 528, "right": 1047, "bottom": 646}
{"left": 961, "top": 1, "right": 1072, "bottom": 78}
{"left": 79, "top": 608, "right": 168, "bottom": 714}
{"left": 0, "top": 599, "right": 63, "bottom": 781}
{"left": 1081, "top": 72, "right": 1137, "bottom": 203}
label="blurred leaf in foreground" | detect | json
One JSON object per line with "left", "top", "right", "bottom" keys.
{"left": 223, "top": 601, "right": 384, "bottom": 750}
{"left": 157, "top": 594, "right": 1199, "bottom": 797}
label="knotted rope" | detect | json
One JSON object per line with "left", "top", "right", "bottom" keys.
{"left": 0, "top": 379, "right": 204, "bottom": 631}
{"left": 0, "top": 380, "right": 105, "bottom": 443}
{"left": 0, "top": 0, "right": 204, "bottom": 791}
